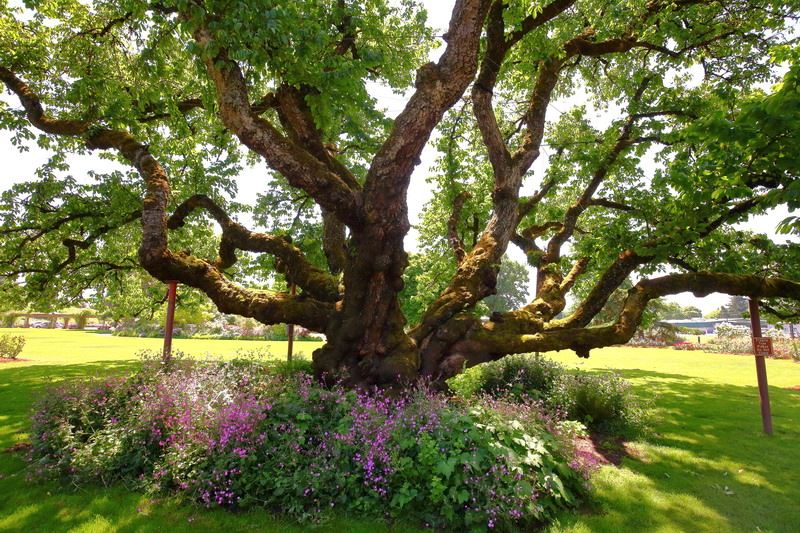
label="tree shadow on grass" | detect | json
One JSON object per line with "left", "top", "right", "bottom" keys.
{"left": 0, "top": 480, "right": 405, "bottom": 533}
{"left": 555, "top": 368, "right": 800, "bottom": 532}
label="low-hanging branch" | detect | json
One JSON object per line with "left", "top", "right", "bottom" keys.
{"left": 0, "top": 66, "right": 334, "bottom": 332}
{"left": 552, "top": 193, "right": 772, "bottom": 330}
{"left": 473, "top": 272, "right": 800, "bottom": 359}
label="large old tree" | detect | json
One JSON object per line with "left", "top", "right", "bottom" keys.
{"left": 2, "top": 0, "right": 800, "bottom": 384}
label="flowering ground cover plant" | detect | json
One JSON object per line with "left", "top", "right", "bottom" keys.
{"left": 29, "top": 353, "right": 586, "bottom": 531}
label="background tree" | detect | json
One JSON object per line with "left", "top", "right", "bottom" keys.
{"left": 651, "top": 301, "right": 702, "bottom": 321}
{"left": 482, "top": 259, "right": 530, "bottom": 314}
{"left": 2, "top": 0, "right": 800, "bottom": 386}
{"left": 717, "top": 295, "right": 751, "bottom": 319}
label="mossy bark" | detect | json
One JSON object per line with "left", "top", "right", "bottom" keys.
{"left": 312, "top": 227, "right": 418, "bottom": 386}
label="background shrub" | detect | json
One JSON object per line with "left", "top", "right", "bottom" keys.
{"left": 627, "top": 324, "right": 680, "bottom": 347}
{"left": 708, "top": 323, "right": 800, "bottom": 360}
{"left": 0, "top": 333, "right": 25, "bottom": 358}
{"left": 1, "top": 313, "right": 17, "bottom": 328}
{"left": 448, "top": 354, "right": 563, "bottom": 401}
{"left": 448, "top": 354, "right": 646, "bottom": 436}
{"left": 549, "top": 373, "right": 644, "bottom": 436}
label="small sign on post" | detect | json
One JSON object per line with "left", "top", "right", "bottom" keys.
{"left": 752, "top": 337, "right": 773, "bottom": 357}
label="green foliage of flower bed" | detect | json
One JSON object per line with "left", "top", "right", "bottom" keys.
{"left": 448, "top": 355, "right": 647, "bottom": 437}
{"left": 29, "top": 354, "right": 586, "bottom": 531}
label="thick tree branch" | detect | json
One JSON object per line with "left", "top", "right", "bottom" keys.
{"left": 273, "top": 84, "right": 360, "bottom": 190}
{"left": 551, "top": 250, "right": 651, "bottom": 329}
{"left": 560, "top": 258, "right": 589, "bottom": 293}
{"left": 0, "top": 66, "right": 92, "bottom": 136}
{"left": 168, "top": 194, "right": 339, "bottom": 302}
{"left": 0, "top": 66, "right": 334, "bottom": 330}
{"left": 522, "top": 221, "right": 564, "bottom": 240}
{"left": 471, "top": 1, "right": 512, "bottom": 175}
{"left": 475, "top": 272, "right": 800, "bottom": 358}
{"left": 364, "top": 0, "right": 491, "bottom": 201}
{"left": 191, "top": 25, "right": 363, "bottom": 228}
{"left": 447, "top": 191, "right": 472, "bottom": 264}
{"left": 506, "top": 0, "right": 577, "bottom": 46}
{"left": 474, "top": 0, "right": 576, "bottom": 176}
{"left": 564, "top": 35, "right": 637, "bottom": 57}
{"left": 321, "top": 208, "right": 347, "bottom": 275}
{"left": 512, "top": 59, "right": 564, "bottom": 173}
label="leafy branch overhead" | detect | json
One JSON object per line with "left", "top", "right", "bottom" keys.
{"left": 1, "top": 0, "right": 799, "bottom": 385}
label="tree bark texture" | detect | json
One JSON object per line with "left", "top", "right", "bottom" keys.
{"left": 3, "top": 0, "right": 800, "bottom": 387}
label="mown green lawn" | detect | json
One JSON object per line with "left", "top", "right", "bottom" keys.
{"left": 546, "top": 347, "right": 800, "bottom": 533}
{"left": 0, "top": 327, "right": 323, "bottom": 363}
{"left": 1, "top": 329, "right": 799, "bottom": 532}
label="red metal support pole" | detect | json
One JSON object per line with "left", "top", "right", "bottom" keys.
{"left": 749, "top": 298, "right": 773, "bottom": 435}
{"left": 287, "top": 283, "right": 296, "bottom": 362}
{"left": 163, "top": 281, "right": 178, "bottom": 363}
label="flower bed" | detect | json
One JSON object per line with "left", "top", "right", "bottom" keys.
{"left": 30, "top": 356, "right": 587, "bottom": 531}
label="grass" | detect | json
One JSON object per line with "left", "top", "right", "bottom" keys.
{"left": 545, "top": 347, "right": 800, "bottom": 533}
{"left": 1, "top": 330, "right": 799, "bottom": 532}
{"left": 0, "top": 327, "right": 323, "bottom": 364}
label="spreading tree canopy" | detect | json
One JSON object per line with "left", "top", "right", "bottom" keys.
{"left": 2, "top": 0, "right": 800, "bottom": 385}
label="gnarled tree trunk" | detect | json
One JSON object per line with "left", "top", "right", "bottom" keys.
{"left": 3, "top": 0, "right": 799, "bottom": 389}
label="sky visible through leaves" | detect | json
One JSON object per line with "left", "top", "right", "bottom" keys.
{"left": 0, "top": 0, "right": 797, "bottom": 314}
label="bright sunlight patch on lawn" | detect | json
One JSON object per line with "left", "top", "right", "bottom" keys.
{"left": 546, "top": 347, "right": 800, "bottom": 533}
{"left": 1, "top": 327, "right": 323, "bottom": 364}
{"left": 1, "top": 331, "right": 799, "bottom": 532}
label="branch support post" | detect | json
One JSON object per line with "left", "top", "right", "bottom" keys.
{"left": 163, "top": 280, "right": 178, "bottom": 363}
{"left": 287, "top": 283, "right": 296, "bottom": 362}
{"left": 749, "top": 298, "right": 773, "bottom": 435}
